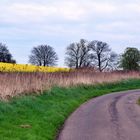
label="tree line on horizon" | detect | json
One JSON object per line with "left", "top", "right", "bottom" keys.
{"left": 0, "top": 39, "right": 140, "bottom": 72}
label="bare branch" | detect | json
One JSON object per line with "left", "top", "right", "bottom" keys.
{"left": 65, "top": 39, "right": 92, "bottom": 68}
{"left": 89, "top": 40, "right": 118, "bottom": 72}
{"left": 29, "top": 45, "right": 58, "bottom": 66}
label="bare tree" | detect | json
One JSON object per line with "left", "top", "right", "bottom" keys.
{"left": 0, "top": 43, "right": 16, "bottom": 63}
{"left": 89, "top": 40, "right": 118, "bottom": 72}
{"left": 29, "top": 45, "right": 58, "bottom": 66}
{"left": 65, "top": 39, "right": 92, "bottom": 68}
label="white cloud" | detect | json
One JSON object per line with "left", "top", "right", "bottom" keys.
{"left": 0, "top": 0, "right": 140, "bottom": 65}
{"left": 0, "top": 1, "right": 118, "bottom": 24}
{"left": 125, "top": 3, "right": 140, "bottom": 13}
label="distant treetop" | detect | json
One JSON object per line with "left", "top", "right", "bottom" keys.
{"left": 0, "top": 43, "right": 16, "bottom": 64}
{"left": 29, "top": 45, "right": 58, "bottom": 66}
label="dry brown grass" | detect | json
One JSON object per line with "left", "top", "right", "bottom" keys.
{"left": 0, "top": 70, "right": 140, "bottom": 100}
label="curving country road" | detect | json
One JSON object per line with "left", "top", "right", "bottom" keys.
{"left": 58, "top": 90, "right": 140, "bottom": 140}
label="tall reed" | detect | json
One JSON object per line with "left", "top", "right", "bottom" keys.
{"left": 0, "top": 70, "right": 139, "bottom": 100}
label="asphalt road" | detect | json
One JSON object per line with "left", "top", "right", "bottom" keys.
{"left": 58, "top": 90, "right": 140, "bottom": 140}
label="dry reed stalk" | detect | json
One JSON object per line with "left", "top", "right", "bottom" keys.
{"left": 0, "top": 71, "right": 139, "bottom": 100}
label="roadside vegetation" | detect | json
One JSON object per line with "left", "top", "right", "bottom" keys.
{"left": 0, "top": 70, "right": 139, "bottom": 100}
{"left": 0, "top": 79, "right": 140, "bottom": 140}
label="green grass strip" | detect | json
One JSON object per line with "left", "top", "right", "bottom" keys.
{"left": 0, "top": 79, "right": 140, "bottom": 140}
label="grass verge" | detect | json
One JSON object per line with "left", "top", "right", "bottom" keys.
{"left": 0, "top": 79, "right": 140, "bottom": 140}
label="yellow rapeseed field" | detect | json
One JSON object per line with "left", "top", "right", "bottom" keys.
{"left": 0, "top": 62, "right": 70, "bottom": 72}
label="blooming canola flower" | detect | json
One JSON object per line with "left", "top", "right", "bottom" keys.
{"left": 0, "top": 63, "right": 70, "bottom": 72}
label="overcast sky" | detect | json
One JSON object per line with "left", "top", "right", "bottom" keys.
{"left": 0, "top": 0, "right": 140, "bottom": 66}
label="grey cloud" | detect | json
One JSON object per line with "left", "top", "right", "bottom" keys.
{"left": 0, "top": 0, "right": 140, "bottom": 65}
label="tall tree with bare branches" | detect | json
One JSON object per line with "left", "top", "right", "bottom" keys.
{"left": 65, "top": 39, "right": 92, "bottom": 68}
{"left": 29, "top": 45, "right": 58, "bottom": 66}
{"left": 89, "top": 40, "right": 118, "bottom": 72}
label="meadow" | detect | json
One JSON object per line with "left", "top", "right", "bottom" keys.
{"left": 0, "top": 79, "right": 140, "bottom": 140}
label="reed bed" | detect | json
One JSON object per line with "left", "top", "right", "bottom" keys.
{"left": 0, "top": 70, "right": 140, "bottom": 100}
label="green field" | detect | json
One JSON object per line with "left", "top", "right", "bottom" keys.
{"left": 0, "top": 79, "right": 140, "bottom": 140}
